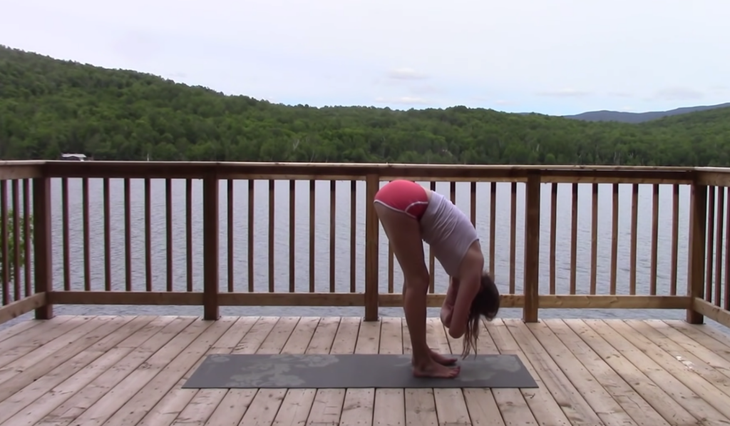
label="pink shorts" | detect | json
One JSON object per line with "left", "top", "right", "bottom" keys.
{"left": 373, "top": 180, "right": 429, "bottom": 220}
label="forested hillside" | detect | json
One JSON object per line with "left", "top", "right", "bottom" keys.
{"left": 1, "top": 45, "right": 729, "bottom": 166}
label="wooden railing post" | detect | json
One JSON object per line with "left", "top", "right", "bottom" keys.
{"left": 203, "top": 172, "right": 220, "bottom": 320}
{"left": 686, "top": 178, "right": 708, "bottom": 324}
{"left": 32, "top": 176, "right": 53, "bottom": 320}
{"left": 523, "top": 172, "right": 541, "bottom": 322}
{"left": 364, "top": 174, "right": 380, "bottom": 321}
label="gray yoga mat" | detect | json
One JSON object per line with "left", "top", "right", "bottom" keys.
{"left": 183, "top": 354, "right": 538, "bottom": 389}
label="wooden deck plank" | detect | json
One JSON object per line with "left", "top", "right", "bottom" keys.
{"left": 2, "top": 316, "right": 182, "bottom": 426}
{"left": 31, "top": 316, "right": 197, "bottom": 426}
{"left": 668, "top": 320, "right": 730, "bottom": 349}
{"left": 236, "top": 316, "right": 301, "bottom": 426}
{"left": 97, "top": 317, "right": 240, "bottom": 426}
{"left": 0, "top": 317, "right": 43, "bottom": 343}
{"left": 444, "top": 320, "right": 506, "bottom": 426}
{"left": 526, "top": 320, "right": 638, "bottom": 426}
{"left": 0, "top": 315, "right": 75, "bottom": 348}
{"left": 625, "top": 320, "right": 730, "bottom": 397}
{"left": 505, "top": 319, "right": 604, "bottom": 426}
{"left": 585, "top": 318, "right": 730, "bottom": 425}
{"left": 338, "top": 316, "right": 379, "bottom": 426}
{"left": 0, "top": 315, "right": 158, "bottom": 425}
{"left": 429, "top": 318, "right": 471, "bottom": 426}
{"left": 644, "top": 319, "right": 730, "bottom": 380}
{"left": 488, "top": 319, "right": 568, "bottom": 426}
{"left": 258, "top": 316, "right": 320, "bottom": 425}
{"left": 35, "top": 316, "right": 211, "bottom": 426}
{"left": 604, "top": 319, "right": 730, "bottom": 421}
{"left": 166, "top": 316, "right": 261, "bottom": 425}
{"left": 52, "top": 316, "right": 198, "bottom": 426}
{"left": 401, "top": 317, "right": 439, "bottom": 426}
{"left": 305, "top": 317, "right": 362, "bottom": 426}
{"left": 0, "top": 315, "right": 90, "bottom": 369}
{"left": 543, "top": 319, "right": 671, "bottom": 426}
{"left": 564, "top": 319, "right": 706, "bottom": 426}
{"left": 272, "top": 317, "right": 334, "bottom": 426}
{"left": 3, "top": 316, "right": 730, "bottom": 425}
{"left": 662, "top": 320, "right": 730, "bottom": 364}
{"left": 304, "top": 317, "right": 340, "bottom": 354}
{"left": 371, "top": 316, "right": 406, "bottom": 426}
{"left": 0, "top": 316, "right": 131, "bottom": 396}
{"left": 188, "top": 317, "right": 279, "bottom": 426}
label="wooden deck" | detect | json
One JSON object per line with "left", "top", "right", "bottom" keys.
{"left": 2, "top": 317, "right": 730, "bottom": 426}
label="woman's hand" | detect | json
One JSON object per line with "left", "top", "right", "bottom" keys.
{"left": 440, "top": 304, "right": 453, "bottom": 328}
{"left": 445, "top": 268, "right": 482, "bottom": 339}
{"left": 441, "top": 276, "right": 457, "bottom": 328}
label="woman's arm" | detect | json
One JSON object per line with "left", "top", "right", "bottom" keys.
{"left": 445, "top": 276, "right": 459, "bottom": 306}
{"left": 440, "top": 277, "right": 459, "bottom": 328}
{"left": 445, "top": 269, "right": 481, "bottom": 339}
{"left": 440, "top": 304, "right": 453, "bottom": 327}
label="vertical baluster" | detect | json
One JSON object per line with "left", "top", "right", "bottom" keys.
{"left": 549, "top": 183, "right": 558, "bottom": 295}
{"left": 350, "top": 180, "right": 356, "bottom": 293}
{"left": 509, "top": 182, "right": 517, "bottom": 294}
{"left": 570, "top": 183, "right": 578, "bottom": 295}
{"left": 610, "top": 183, "right": 619, "bottom": 295}
{"left": 330, "top": 180, "right": 336, "bottom": 293}
{"left": 629, "top": 183, "right": 638, "bottom": 295}
{"left": 669, "top": 184, "right": 679, "bottom": 296}
{"left": 289, "top": 179, "right": 296, "bottom": 293}
{"left": 590, "top": 183, "right": 598, "bottom": 295}
{"left": 228, "top": 179, "right": 235, "bottom": 293}
{"left": 124, "top": 178, "right": 132, "bottom": 292}
{"left": 269, "top": 179, "right": 275, "bottom": 293}
{"left": 104, "top": 178, "right": 112, "bottom": 292}
{"left": 166, "top": 178, "right": 173, "bottom": 292}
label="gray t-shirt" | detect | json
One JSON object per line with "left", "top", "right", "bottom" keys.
{"left": 419, "top": 191, "right": 480, "bottom": 277}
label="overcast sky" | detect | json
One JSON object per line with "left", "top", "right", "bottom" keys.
{"left": 1, "top": 0, "right": 727, "bottom": 115}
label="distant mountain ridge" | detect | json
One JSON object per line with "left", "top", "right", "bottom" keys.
{"left": 562, "top": 102, "right": 730, "bottom": 123}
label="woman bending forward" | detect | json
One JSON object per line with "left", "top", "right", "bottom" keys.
{"left": 373, "top": 179, "right": 500, "bottom": 379}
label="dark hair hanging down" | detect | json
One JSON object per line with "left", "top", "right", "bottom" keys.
{"left": 460, "top": 271, "right": 501, "bottom": 358}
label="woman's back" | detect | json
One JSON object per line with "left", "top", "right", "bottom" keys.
{"left": 419, "top": 191, "right": 479, "bottom": 277}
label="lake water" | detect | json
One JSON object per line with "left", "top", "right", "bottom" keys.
{"left": 3, "top": 177, "right": 728, "bottom": 333}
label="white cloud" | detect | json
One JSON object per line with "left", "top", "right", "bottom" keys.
{"left": 652, "top": 87, "right": 705, "bottom": 101}
{"left": 536, "top": 88, "right": 591, "bottom": 98}
{"left": 609, "top": 91, "right": 633, "bottom": 98}
{"left": 387, "top": 68, "right": 429, "bottom": 81}
{"left": 408, "top": 84, "right": 441, "bottom": 95}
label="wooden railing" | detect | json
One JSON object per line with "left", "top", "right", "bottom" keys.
{"left": 690, "top": 169, "right": 730, "bottom": 327}
{"left": 1, "top": 161, "right": 729, "bottom": 329}
{"left": 0, "top": 161, "right": 51, "bottom": 324}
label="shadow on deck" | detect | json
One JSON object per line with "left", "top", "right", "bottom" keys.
{"left": 2, "top": 315, "right": 730, "bottom": 425}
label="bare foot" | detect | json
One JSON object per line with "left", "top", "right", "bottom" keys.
{"left": 412, "top": 360, "right": 461, "bottom": 379}
{"left": 429, "top": 348, "right": 457, "bottom": 366}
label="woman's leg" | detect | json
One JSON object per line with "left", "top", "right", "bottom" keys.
{"left": 374, "top": 203, "right": 460, "bottom": 378}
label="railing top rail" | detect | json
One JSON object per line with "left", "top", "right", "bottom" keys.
{"left": 694, "top": 167, "right": 730, "bottom": 173}
{"left": 2, "top": 161, "right": 730, "bottom": 171}
{"left": 0, "top": 160, "right": 702, "bottom": 183}
{"left": 41, "top": 160, "right": 697, "bottom": 170}
{"left": 0, "top": 160, "right": 48, "bottom": 166}
{"left": 0, "top": 160, "right": 702, "bottom": 169}
{"left": 0, "top": 161, "right": 45, "bottom": 180}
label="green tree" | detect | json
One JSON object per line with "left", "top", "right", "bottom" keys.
{"left": 0, "top": 210, "right": 34, "bottom": 279}
{"left": 1, "top": 44, "right": 730, "bottom": 166}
